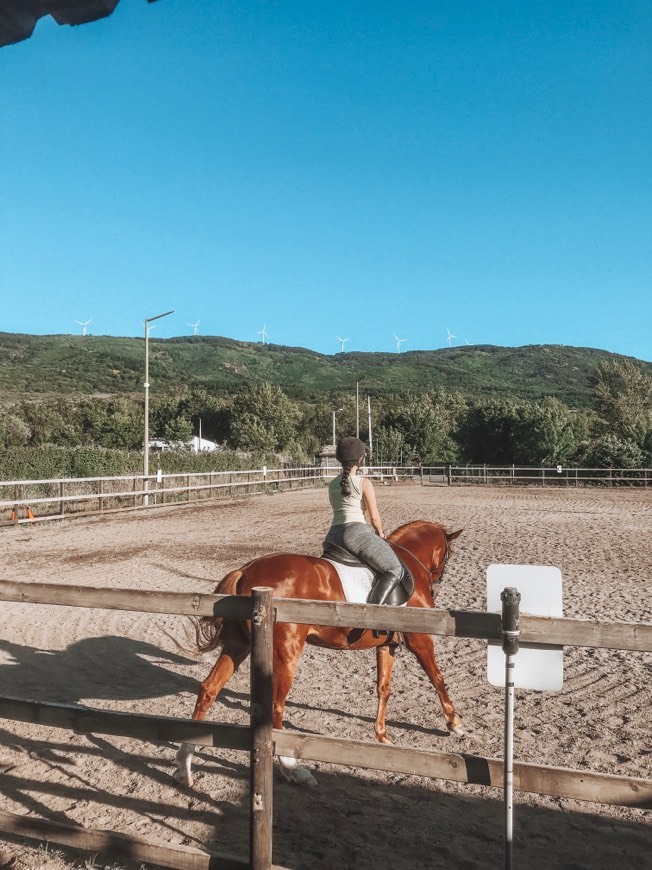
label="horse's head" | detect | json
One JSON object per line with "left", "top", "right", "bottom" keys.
{"left": 389, "top": 521, "right": 463, "bottom": 602}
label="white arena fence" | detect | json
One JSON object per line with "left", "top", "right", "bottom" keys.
{"left": 1, "top": 464, "right": 650, "bottom": 524}
{"left": 416, "top": 464, "right": 652, "bottom": 487}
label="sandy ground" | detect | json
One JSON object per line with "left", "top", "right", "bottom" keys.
{"left": 0, "top": 483, "right": 650, "bottom": 869}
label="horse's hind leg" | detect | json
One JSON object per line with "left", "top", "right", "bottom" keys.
{"left": 404, "top": 632, "right": 464, "bottom": 735}
{"left": 175, "top": 624, "right": 250, "bottom": 788}
{"left": 374, "top": 644, "right": 397, "bottom": 744}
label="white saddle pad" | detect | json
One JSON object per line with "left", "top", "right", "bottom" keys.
{"left": 323, "top": 559, "right": 374, "bottom": 604}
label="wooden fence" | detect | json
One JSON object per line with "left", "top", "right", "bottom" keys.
{"left": 0, "top": 466, "right": 325, "bottom": 524}
{"left": 418, "top": 464, "right": 652, "bottom": 487}
{"left": 0, "top": 466, "right": 405, "bottom": 524}
{"left": 3, "top": 463, "right": 650, "bottom": 525}
{"left": 0, "top": 580, "right": 650, "bottom": 868}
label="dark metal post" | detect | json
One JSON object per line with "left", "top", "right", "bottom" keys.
{"left": 501, "top": 586, "right": 521, "bottom": 870}
{"left": 250, "top": 587, "right": 274, "bottom": 870}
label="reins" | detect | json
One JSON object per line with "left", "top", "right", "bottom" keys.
{"left": 391, "top": 537, "right": 451, "bottom": 593}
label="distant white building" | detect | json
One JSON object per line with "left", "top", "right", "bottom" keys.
{"left": 189, "top": 435, "right": 219, "bottom": 453}
{"left": 149, "top": 436, "right": 219, "bottom": 453}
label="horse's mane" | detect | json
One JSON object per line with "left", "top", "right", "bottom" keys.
{"left": 388, "top": 520, "right": 461, "bottom": 558}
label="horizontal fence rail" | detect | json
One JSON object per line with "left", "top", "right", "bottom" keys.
{"left": 1, "top": 582, "right": 650, "bottom": 652}
{"left": 1, "top": 696, "right": 649, "bottom": 809}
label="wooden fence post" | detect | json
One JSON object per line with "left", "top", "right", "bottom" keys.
{"left": 59, "top": 482, "right": 64, "bottom": 517}
{"left": 249, "top": 587, "right": 274, "bottom": 870}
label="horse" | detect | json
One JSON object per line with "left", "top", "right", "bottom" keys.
{"left": 174, "top": 520, "right": 464, "bottom": 788}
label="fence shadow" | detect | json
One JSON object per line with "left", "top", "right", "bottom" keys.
{"left": 0, "top": 719, "right": 649, "bottom": 869}
{"left": 0, "top": 636, "right": 199, "bottom": 704}
{"left": 269, "top": 766, "right": 651, "bottom": 870}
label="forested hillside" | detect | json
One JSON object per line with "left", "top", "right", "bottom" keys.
{"left": 0, "top": 333, "right": 650, "bottom": 479}
{"left": 1, "top": 332, "right": 649, "bottom": 406}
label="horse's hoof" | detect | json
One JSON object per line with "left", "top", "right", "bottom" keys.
{"left": 282, "top": 765, "right": 318, "bottom": 788}
{"left": 173, "top": 768, "right": 194, "bottom": 788}
{"left": 449, "top": 725, "right": 466, "bottom": 737}
{"left": 294, "top": 767, "right": 318, "bottom": 788}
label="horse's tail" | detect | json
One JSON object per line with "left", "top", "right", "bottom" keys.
{"left": 193, "top": 568, "right": 244, "bottom": 654}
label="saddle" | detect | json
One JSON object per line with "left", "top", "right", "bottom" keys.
{"left": 321, "top": 540, "right": 415, "bottom": 606}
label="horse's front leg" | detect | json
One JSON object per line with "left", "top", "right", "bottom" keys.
{"left": 175, "top": 643, "right": 248, "bottom": 788}
{"left": 404, "top": 632, "right": 464, "bottom": 735}
{"left": 274, "top": 624, "right": 317, "bottom": 787}
{"left": 374, "top": 644, "right": 397, "bottom": 744}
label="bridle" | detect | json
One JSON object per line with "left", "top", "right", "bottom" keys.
{"left": 391, "top": 536, "right": 451, "bottom": 600}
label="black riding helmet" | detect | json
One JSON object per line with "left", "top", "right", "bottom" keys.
{"left": 335, "top": 436, "right": 366, "bottom": 464}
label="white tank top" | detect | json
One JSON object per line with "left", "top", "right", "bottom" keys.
{"left": 329, "top": 473, "right": 366, "bottom": 526}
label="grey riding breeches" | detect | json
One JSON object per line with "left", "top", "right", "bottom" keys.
{"left": 325, "top": 522, "right": 403, "bottom": 579}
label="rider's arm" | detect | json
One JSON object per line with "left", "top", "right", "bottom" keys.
{"left": 361, "top": 477, "right": 385, "bottom": 538}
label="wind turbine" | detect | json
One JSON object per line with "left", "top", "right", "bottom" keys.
{"left": 257, "top": 324, "right": 269, "bottom": 343}
{"left": 75, "top": 319, "right": 92, "bottom": 336}
{"left": 393, "top": 333, "right": 406, "bottom": 352}
{"left": 446, "top": 327, "right": 457, "bottom": 347}
{"left": 188, "top": 320, "right": 200, "bottom": 335}
{"left": 336, "top": 335, "right": 350, "bottom": 352}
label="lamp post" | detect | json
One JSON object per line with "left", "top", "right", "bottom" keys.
{"left": 367, "top": 395, "right": 373, "bottom": 463}
{"left": 332, "top": 407, "right": 343, "bottom": 447}
{"left": 356, "top": 381, "right": 360, "bottom": 438}
{"left": 143, "top": 309, "right": 174, "bottom": 505}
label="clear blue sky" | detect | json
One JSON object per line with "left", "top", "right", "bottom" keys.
{"left": 1, "top": 1, "right": 650, "bottom": 360}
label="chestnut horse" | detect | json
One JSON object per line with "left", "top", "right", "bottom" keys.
{"left": 175, "top": 521, "right": 463, "bottom": 788}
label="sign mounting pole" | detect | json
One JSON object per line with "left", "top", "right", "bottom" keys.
{"left": 501, "top": 586, "right": 521, "bottom": 870}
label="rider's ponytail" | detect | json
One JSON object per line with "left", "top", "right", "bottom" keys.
{"left": 340, "top": 460, "right": 356, "bottom": 496}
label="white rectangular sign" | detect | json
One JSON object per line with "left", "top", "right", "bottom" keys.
{"left": 487, "top": 564, "right": 564, "bottom": 691}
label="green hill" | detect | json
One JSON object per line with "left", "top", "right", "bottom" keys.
{"left": 1, "top": 332, "right": 649, "bottom": 409}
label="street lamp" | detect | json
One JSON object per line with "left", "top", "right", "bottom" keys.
{"left": 143, "top": 309, "right": 174, "bottom": 505}
{"left": 332, "top": 407, "right": 344, "bottom": 447}
{"left": 356, "top": 380, "right": 361, "bottom": 438}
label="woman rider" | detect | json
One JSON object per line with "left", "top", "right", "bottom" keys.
{"left": 324, "top": 436, "right": 404, "bottom": 605}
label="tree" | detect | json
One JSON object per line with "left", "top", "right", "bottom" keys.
{"left": 380, "top": 395, "right": 460, "bottom": 464}
{"left": 593, "top": 360, "right": 652, "bottom": 447}
{"left": 163, "top": 416, "right": 193, "bottom": 444}
{"left": 574, "top": 433, "right": 646, "bottom": 468}
{"left": 455, "top": 399, "right": 521, "bottom": 463}
{"left": 0, "top": 411, "right": 31, "bottom": 448}
{"left": 512, "top": 399, "right": 586, "bottom": 465}
{"left": 228, "top": 383, "right": 301, "bottom": 453}
{"left": 374, "top": 425, "right": 406, "bottom": 465}
{"left": 77, "top": 398, "right": 143, "bottom": 449}
{"left": 20, "top": 400, "right": 79, "bottom": 446}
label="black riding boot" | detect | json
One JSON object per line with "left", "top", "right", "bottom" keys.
{"left": 367, "top": 571, "right": 401, "bottom": 604}
{"left": 368, "top": 571, "right": 403, "bottom": 637}
{"left": 367, "top": 571, "right": 402, "bottom": 606}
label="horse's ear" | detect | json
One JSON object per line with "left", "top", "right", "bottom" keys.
{"left": 447, "top": 528, "right": 463, "bottom": 542}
